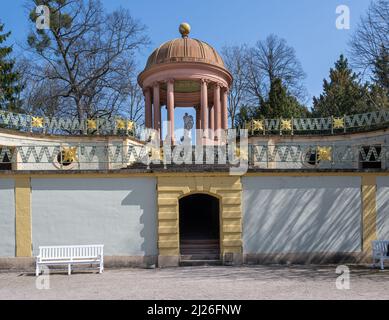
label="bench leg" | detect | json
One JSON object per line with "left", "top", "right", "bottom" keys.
{"left": 36, "top": 264, "right": 40, "bottom": 276}
{"left": 99, "top": 261, "right": 104, "bottom": 274}
{"left": 381, "top": 257, "right": 385, "bottom": 270}
{"left": 68, "top": 264, "right": 71, "bottom": 275}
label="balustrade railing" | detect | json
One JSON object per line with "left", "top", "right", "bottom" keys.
{"left": 0, "top": 110, "right": 152, "bottom": 140}
{"left": 0, "top": 143, "right": 386, "bottom": 170}
{"left": 243, "top": 109, "right": 389, "bottom": 135}
{"left": 1, "top": 109, "right": 389, "bottom": 138}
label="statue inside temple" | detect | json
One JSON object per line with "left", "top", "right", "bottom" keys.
{"left": 181, "top": 112, "right": 194, "bottom": 144}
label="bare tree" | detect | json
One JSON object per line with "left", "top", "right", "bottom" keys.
{"left": 221, "top": 45, "right": 250, "bottom": 127}
{"left": 25, "top": 0, "right": 149, "bottom": 123}
{"left": 349, "top": 0, "right": 389, "bottom": 76}
{"left": 246, "top": 34, "right": 306, "bottom": 103}
{"left": 123, "top": 79, "right": 144, "bottom": 125}
{"left": 222, "top": 34, "right": 307, "bottom": 124}
{"left": 16, "top": 58, "right": 64, "bottom": 116}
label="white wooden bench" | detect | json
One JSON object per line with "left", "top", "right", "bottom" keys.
{"left": 36, "top": 245, "right": 104, "bottom": 276}
{"left": 372, "top": 240, "right": 389, "bottom": 270}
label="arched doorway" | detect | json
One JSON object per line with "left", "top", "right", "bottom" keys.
{"left": 179, "top": 193, "right": 220, "bottom": 261}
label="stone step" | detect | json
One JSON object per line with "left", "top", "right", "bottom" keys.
{"left": 180, "top": 254, "right": 220, "bottom": 260}
{"left": 180, "top": 239, "right": 221, "bottom": 259}
{"left": 181, "top": 239, "right": 219, "bottom": 243}
{"left": 179, "top": 260, "right": 222, "bottom": 267}
{"left": 180, "top": 247, "right": 220, "bottom": 251}
{"left": 181, "top": 249, "right": 220, "bottom": 254}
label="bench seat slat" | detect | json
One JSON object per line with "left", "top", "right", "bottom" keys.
{"left": 39, "top": 257, "right": 100, "bottom": 261}
{"left": 36, "top": 245, "right": 104, "bottom": 276}
{"left": 38, "top": 260, "right": 100, "bottom": 265}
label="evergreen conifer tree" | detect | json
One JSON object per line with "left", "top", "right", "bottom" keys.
{"left": 0, "top": 22, "right": 21, "bottom": 111}
{"left": 313, "top": 55, "right": 374, "bottom": 116}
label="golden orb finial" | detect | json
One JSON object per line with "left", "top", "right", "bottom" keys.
{"left": 179, "top": 22, "right": 191, "bottom": 38}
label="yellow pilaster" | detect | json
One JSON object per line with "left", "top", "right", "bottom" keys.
{"left": 15, "top": 177, "right": 32, "bottom": 257}
{"left": 361, "top": 175, "right": 377, "bottom": 257}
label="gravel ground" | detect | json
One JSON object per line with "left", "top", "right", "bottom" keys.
{"left": 0, "top": 265, "right": 389, "bottom": 300}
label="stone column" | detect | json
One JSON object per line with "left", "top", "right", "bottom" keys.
{"left": 195, "top": 106, "right": 201, "bottom": 145}
{"left": 153, "top": 82, "right": 160, "bottom": 132}
{"left": 213, "top": 83, "right": 221, "bottom": 142}
{"left": 221, "top": 87, "right": 229, "bottom": 129}
{"left": 144, "top": 87, "right": 152, "bottom": 128}
{"left": 200, "top": 79, "right": 208, "bottom": 141}
{"left": 214, "top": 83, "right": 221, "bottom": 131}
{"left": 195, "top": 106, "right": 200, "bottom": 130}
{"left": 209, "top": 104, "right": 214, "bottom": 140}
{"left": 159, "top": 106, "right": 163, "bottom": 141}
{"left": 167, "top": 79, "right": 175, "bottom": 144}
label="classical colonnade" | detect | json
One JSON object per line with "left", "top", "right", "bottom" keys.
{"left": 142, "top": 79, "right": 229, "bottom": 143}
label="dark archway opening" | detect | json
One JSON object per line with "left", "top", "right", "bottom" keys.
{"left": 179, "top": 193, "right": 220, "bottom": 260}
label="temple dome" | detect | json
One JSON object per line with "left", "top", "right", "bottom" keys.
{"left": 137, "top": 23, "right": 232, "bottom": 97}
{"left": 143, "top": 36, "right": 226, "bottom": 71}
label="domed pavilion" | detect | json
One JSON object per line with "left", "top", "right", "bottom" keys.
{"left": 137, "top": 23, "right": 232, "bottom": 144}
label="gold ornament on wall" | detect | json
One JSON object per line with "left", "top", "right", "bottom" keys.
{"left": 127, "top": 120, "right": 135, "bottom": 131}
{"left": 31, "top": 117, "right": 44, "bottom": 128}
{"left": 333, "top": 117, "right": 344, "bottom": 129}
{"left": 280, "top": 119, "right": 292, "bottom": 131}
{"left": 116, "top": 119, "right": 135, "bottom": 131}
{"left": 87, "top": 119, "right": 97, "bottom": 130}
{"left": 252, "top": 120, "right": 264, "bottom": 132}
{"left": 317, "top": 146, "right": 332, "bottom": 162}
{"left": 116, "top": 119, "right": 126, "bottom": 130}
{"left": 235, "top": 146, "right": 248, "bottom": 160}
{"left": 62, "top": 147, "right": 78, "bottom": 163}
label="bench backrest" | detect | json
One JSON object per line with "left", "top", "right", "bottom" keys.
{"left": 372, "top": 240, "right": 389, "bottom": 253}
{"left": 38, "top": 245, "right": 104, "bottom": 260}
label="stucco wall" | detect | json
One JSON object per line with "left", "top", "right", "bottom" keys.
{"left": 377, "top": 177, "right": 389, "bottom": 240}
{"left": 242, "top": 176, "right": 362, "bottom": 253}
{"left": 31, "top": 178, "right": 157, "bottom": 256}
{"left": 0, "top": 179, "right": 15, "bottom": 256}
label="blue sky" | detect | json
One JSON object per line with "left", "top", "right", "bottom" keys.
{"left": 0, "top": 0, "right": 372, "bottom": 136}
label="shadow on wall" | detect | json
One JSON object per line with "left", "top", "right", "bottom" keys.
{"left": 0, "top": 179, "right": 15, "bottom": 257}
{"left": 242, "top": 176, "right": 362, "bottom": 256}
{"left": 31, "top": 178, "right": 157, "bottom": 257}
{"left": 121, "top": 188, "right": 157, "bottom": 257}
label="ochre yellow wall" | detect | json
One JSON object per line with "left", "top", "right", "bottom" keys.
{"left": 361, "top": 175, "right": 377, "bottom": 257}
{"left": 8, "top": 171, "right": 380, "bottom": 262}
{"left": 157, "top": 175, "right": 242, "bottom": 259}
{"left": 14, "top": 177, "right": 32, "bottom": 257}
